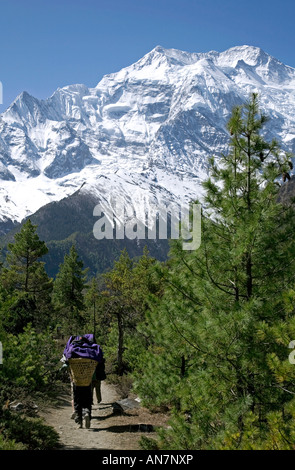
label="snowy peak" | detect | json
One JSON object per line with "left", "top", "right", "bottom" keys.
{"left": 134, "top": 44, "right": 289, "bottom": 77}
{"left": 137, "top": 45, "right": 201, "bottom": 68}
{"left": 217, "top": 45, "right": 295, "bottom": 84}
{"left": 218, "top": 45, "right": 269, "bottom": 67}
{"left": 6, "top": 91, "right": 42, "bottom": 124}
{"left": 109, "top": 46, "right": 205, "bottom": 83}
{"left": 0, "top": 45, "right": 295, "bottom": 226}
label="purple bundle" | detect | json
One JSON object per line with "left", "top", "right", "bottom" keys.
{"left": 63, "top": 334, "right": 103, "bottom": 363}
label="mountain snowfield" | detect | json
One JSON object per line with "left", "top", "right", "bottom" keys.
{"left": 1, "top": 44, "right": 295, "bottom": 230}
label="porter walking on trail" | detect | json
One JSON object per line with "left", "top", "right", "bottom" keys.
{"left": 62, "top": 334, "right": 104, "bottom": 428}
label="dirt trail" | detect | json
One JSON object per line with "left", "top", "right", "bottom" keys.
{"left": 41, "top": 381, "right": 168, "bottom": 450}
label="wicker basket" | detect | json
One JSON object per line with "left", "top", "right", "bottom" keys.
{"left": 68, "top": 358, "right": 97, "bottom": 386}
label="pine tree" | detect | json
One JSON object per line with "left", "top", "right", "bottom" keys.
{"left": 1, "top": 219, "right": 53, "bottom": 332}
{"left": 103, "top": 249, "right": 134, "bottom": 375}
{"left": 136, "top": 94, "right": 295, "bottom": 449}
{"left": 85, "top": 277, "right": 101, "bottom": 339}
{"left": 102, "top": 247, "right": 160, "bottom": 375}
{"left": 52, "top": 245, "right": 88, "bottom": 334}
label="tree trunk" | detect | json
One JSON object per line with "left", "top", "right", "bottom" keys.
{"left": 93, "top": 300, "right": 96, "bottom": 338}
{"left": 117, "top": 311, "right": 124, "bottom": 375}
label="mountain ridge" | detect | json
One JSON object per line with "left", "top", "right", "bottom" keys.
{"left": 0, "top": 44, "right": 295, "bottom": 231}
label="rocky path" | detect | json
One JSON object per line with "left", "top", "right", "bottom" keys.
{"left": 41, "top": 381, "right": 168, "bottom": 450}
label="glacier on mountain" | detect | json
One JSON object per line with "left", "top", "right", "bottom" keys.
{"left": 0, "top": 44, "right": 295, "bottom": 227}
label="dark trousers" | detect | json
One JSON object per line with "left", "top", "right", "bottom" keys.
{"left": 91, "top": 379, "right": 102, "bottom": 404}
{"left": 73, "top": 384, "right": 92, "bottom": 421}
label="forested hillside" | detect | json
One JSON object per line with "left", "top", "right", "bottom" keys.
{"left": 0, "top": 187, "right": 170, "bottom": 278}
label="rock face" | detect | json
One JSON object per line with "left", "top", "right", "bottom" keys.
{"left": 0, "top": 45, "right": 295, "bottom": 228}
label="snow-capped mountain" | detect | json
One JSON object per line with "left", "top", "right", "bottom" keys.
{"left": 1, "top": 44, "right": 295, "bottom": 229}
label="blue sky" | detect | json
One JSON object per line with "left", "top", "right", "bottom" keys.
{"left": 0, "top": 0, "right": 294, "bottom": 110}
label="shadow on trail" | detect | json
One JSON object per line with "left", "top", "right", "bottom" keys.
{"left": 89, "top": 424, "right": 154, "bottom": 433}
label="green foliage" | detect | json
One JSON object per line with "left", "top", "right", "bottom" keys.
{"left": 0, "top": 409, "right": 60, "bottom": 450}
{"left": 0, "top": 325, "right": 60, "bottom": 393}
{"left": 52, "top": 244, "right": 88, "bottom": 334}
{"left": 139, "top": 435, "right": 160, "bottom": 450}
{"left": 218, "top": 401, "right": 295, "bottom": 450}
{"left": 0, "top": 224, "right": 84, "bottom": 450}
{"left": 134, "top": 94, "right": 295, "bottom": 449}
{"left": 83, "top": 276, "right": 105, "bottom": 341}
{"left": 0, "top": 219, "right": 53, "bottom": 332}
{"left": 3, "top": 219, "right": 50, "bottom": 293}
{"left": 0, "top": 434, "right": 26, "bottom": 450}
{"left": 102, "top": 247, "right": 161, "bottom": 374}
{"left": 0, "top": 323, "right": 61, "bottom": 450}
